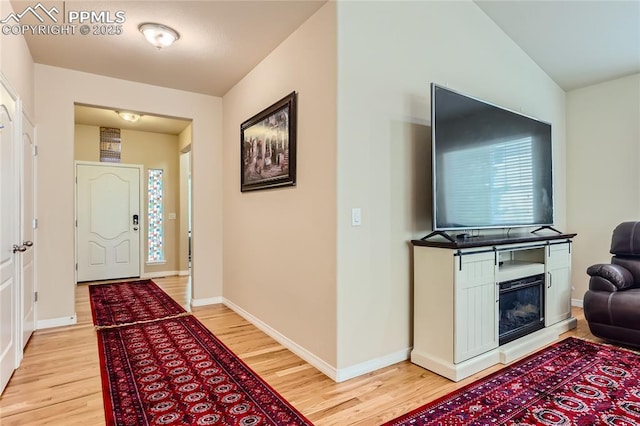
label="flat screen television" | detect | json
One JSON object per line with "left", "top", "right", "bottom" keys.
{"left": 431, "top": 84, "right": 554, "bottom": 232}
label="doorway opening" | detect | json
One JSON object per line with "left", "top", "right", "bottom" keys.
{"left": 73, "top": 103, "right": 193, "bottom": 285}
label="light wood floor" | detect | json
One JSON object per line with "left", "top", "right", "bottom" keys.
{"left": 0, "top": 275, "right": 602, "bottom": 425}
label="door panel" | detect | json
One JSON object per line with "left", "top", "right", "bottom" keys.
{"left": 89, "top": 242, "right": 106, "bottom": 265}
{"left": 77, "top": 164, "right": 141, "bottom": 282}
{"left": 115, "top": 241, "right": 130, "bottom": 263}
{"left": 21, "top": 114, "right": 36, "bottom": 348}
{"left": 0, "top": 81, "right": 17, "bottom": 394}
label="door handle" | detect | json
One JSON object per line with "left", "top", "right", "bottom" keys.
{"left": 23, "top": 240, "right": 33, "bottom": 247}
{"left": 12, "top": 244, "right": 27, "bottom": 253}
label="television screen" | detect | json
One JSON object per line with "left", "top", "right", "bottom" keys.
{"left": 431, "top": 84, "right": 554, "bottom": 231}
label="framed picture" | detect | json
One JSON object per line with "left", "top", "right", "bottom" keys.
{"left": 241, "top": 91, "right": 297, "bottom": 192}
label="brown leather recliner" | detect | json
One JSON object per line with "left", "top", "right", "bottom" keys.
{"left": 584, "top": 221, "right": 640, "bottom": 348}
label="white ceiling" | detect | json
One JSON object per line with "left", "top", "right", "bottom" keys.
{"left": 475, "top": 0, "right": 640, "bottom": 91}
{"left": 11, "top": 0, "right": 327, "bottom": 97}
{"left": 10, "top": 0, "right": 639, "bottom": 129}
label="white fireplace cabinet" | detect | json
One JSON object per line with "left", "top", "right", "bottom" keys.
{"left": 411, "top": 233, "right": 577, "bottom": 382}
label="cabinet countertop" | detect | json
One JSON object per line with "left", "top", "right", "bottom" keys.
{"left": 412, "top": 232, "right": 577, "bottom": 249}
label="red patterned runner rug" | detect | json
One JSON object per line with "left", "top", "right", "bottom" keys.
{"left": 89, "top": 280, "right": 188, "bottom": 328}
{"left": 384, "top": 337, "right": 640, "bottom": 425}
{"left": 91, "top": 282, "right": 312, "bottom": 425}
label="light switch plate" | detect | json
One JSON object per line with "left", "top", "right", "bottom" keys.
{"left": 351, "top": 208, "right": 362, "bottom": 226}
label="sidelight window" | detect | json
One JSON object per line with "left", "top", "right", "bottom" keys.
{"left": 147, "top": 169, "right": 164, "bottom": 263}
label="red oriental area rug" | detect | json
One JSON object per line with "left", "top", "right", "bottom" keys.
{"left": 90, "top": 282, "right": 312, "bottom": 426}
{"left": 384, "top": 337, "right": 640, "bottom": 426}
{"left": 89, "top": 279, "right": 187, "bottom": 327}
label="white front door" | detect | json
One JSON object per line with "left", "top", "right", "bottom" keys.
{"left": 76, "top": 163, "right": 141, "bottom": 282}
{"left": 0, "top": 78, "right": 18, "bottom": 394}
{"left": 21, "top": 114, "right": 36, "bottom": 348}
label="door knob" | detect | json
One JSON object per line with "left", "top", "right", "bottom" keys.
{"left": 12, "top": 244, "right": 27, "bottom": 253}
{"left": 23, "top": 240, "right": 33, "bottom": 247}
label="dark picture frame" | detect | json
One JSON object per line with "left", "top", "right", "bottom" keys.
{"left": 241, "top": 91, "right": 297, "bottom": 192}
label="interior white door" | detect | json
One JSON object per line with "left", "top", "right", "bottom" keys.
{"left": 0, "top": 79, "right": 18, "bottom": 394}
{"left": 21, "top": 114, "right": 36, "bottom": 347}
{"left": 76, "top": 163, "right": 141, "bottom": 282}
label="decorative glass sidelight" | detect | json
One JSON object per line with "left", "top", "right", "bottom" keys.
{"left": 147, "top": 169, "right": 164, "bottom": 263}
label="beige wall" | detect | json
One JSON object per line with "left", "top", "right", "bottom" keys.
{"left": 35, "top": 64, "right": 222, "bottom": 321}
{"left": 0, "top": 1, "right": 34, "bottom": 118}
{"left": 222, "top": 3, "right": 338, "bottom": 366}
{"left": 222, "top": 0, "right": 570, "bottom": 379}
{"left": 74, "top": 124, "right": 183, "bottom": 275}
{"left": 179, "top": 151, "right": 191, "bottom": 272}
{"left": 178, "top": 126, "right": 192, "bottom": 272}
{"left": 74, "top": 124, "right": 99, "bottom": 159}
{"left": 178, "top": 124, "right": 192, "bottom": 153}
{"left": 335, "top": 0, "right": 567, "bottom": 370}
{"left": 567, "top": 73, "right": 640, "bottom": 302}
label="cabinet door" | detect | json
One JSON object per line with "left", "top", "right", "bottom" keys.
{"left": 454, "top": 252, "right": 498, "bottom": 363}
{"left": 545, "top": 243, "right": 571, "bottom": 326}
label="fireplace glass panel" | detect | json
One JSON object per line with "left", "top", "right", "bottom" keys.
{"left": 499, "top": 274, "right": 544, "bottom": 345}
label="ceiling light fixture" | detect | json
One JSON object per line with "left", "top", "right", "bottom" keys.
{"left": 138, "top": 22, "right": 180, "bottom": 49}
{"left": 117, "top": 111, "right": 141, "bottom": 122}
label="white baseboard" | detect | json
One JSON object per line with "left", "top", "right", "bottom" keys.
{"left": 222, "top": 298, "right": 339, "bottom": 380}
{"left": 191, "top": 296, "right": 223, "bottom": 307}
{"left": 37, "top": 314, "right": 77, "bottom": 329}
{"left": 412, "top": 347, "right": 498, "bottom": 382}
{"left": 222, "top": 298, "right": 409, "bottom": 383}
{"left": 178, "top": 270, "right": 190, "bottom": 276}
{"left": 335, "top": 348, "right": 411, "bottom": 382}
{"left": 571, "top": 298, "right": 584, "bottom": 308}
{"left": 142, "top": 271, "right": 179, "bottom": 279}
